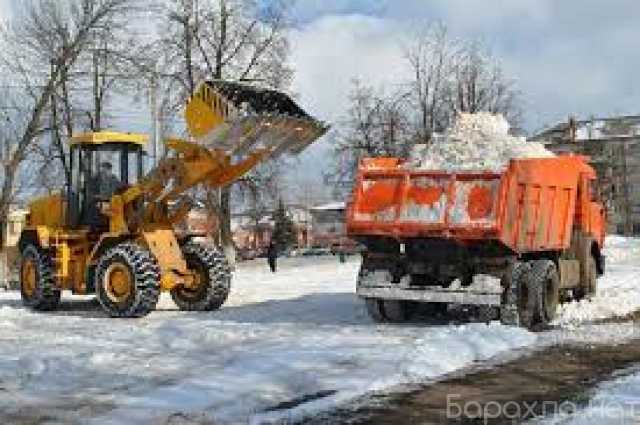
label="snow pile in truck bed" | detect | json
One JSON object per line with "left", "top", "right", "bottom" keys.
{"left": 409, "top": 112, "right": 555, "bottom": 171}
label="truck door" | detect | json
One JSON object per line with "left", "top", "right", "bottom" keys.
{"left": 579, "top": 175, "right": 605, "bottom": 245}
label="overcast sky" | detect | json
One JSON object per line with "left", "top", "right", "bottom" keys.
{"left": 1, "top": 1, "right": 637, "bottom": 199}
{"left": 289, "top": 0, "right": 639, "bottom": 131}
{"left": 286, "top": 0, "right": 639, "bottom": 193}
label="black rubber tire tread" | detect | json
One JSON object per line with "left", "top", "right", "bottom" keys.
{"left": 586, "top": 255, "right": 598, "bottom": 297}
{"left": 95, "top": 243, "right": 160, "bottom": 318}
{"left": 529, "top": 260, "right": 560, "bottom": 324}
{"left": 365, "top": 298, "right": 386, "bottom": 322}
{"left": 20, "top": 244, "right": 61, "bottom": 311}
{"left": 500, "top": 262, "right": 536, "bottom": 329}
{"left": 381, "top": 300, "right": 410, "bottom": 322}
{"left": 170, "top": 242, "right": 231, "bottom": 311}
{"left": 574, "top": 255, "right": 598, "bottom": 301}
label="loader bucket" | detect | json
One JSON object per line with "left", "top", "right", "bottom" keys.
{"left": 185, "top": 80, "right": 329, "bottom": 161}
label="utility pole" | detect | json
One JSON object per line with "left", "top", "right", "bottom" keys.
{"left": 149, "top": 74, "right": 159, "bottom": 167}
{"left": 92, "top": 49, "right": 101, "bottom": 131}
{"left": 184, "top": 0, "right": 195, "bottom": 94}
{"left": 50, "top": 60, "right": 70, "bottom": 191}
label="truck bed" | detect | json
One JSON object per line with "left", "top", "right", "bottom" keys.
{"left": 347, "top": 156, "right": 602, "bottom": 254}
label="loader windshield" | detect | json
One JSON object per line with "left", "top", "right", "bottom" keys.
{"left": 69, "top": 143, "right": 144, "bottom": 228}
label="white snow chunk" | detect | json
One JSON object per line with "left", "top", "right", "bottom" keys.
{"left": 409, "top": 112, "right": 555, "bottom": 171}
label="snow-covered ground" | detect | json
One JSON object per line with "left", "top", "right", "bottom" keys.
{"left": 0, "top": 256, "right": 534, "bottom": 425}
{"left": 0, "top": 236, "right": 639, "bottom": 424}
{"left": 553, "top": 235, "right": 640, "bottom": 328}
{"left": 530, "top": 369, "right": 640, "bottom": 424}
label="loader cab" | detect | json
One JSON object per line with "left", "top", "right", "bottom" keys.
{"left": 67, "top": 132, "right": 147, "bottom": 228}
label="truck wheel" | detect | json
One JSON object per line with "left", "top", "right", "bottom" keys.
{"left": 529, "top": 260, "right": 560, "bottom": 324}
{"left": 95, "top": 243, "right": 160, "bottom": 318}
{"left": 20, "top": 244, "right": 60, "bottom": 311}
{"left": 171, "top": 242, "right": 231, "bottom": 311}
{"left": 500, "top": 262, "right": 536, "bottom": 328}
{"left": 364, "top": 299, "right": 410, "bottom": 323}
{"left": 365, "top": 298, "right": 386, "bottom": 322}
{"left": 575, "top": 255, "right": 598, "bottom": 301}
{"left": 382, "top": 300, "right": 410, "bottom": 322}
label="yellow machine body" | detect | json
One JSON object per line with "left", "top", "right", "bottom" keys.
{"left": 22, "top": 133, "right": 272, "bottom": 295}
{"left": 19, "top": 81, "right": 328, "bottom": 315}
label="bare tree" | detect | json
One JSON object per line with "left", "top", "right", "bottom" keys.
{"left": 329, "top": 26, "right": 522, "bottom": 195}
{"left": 404, "top": 23, "right": 521, "bottom": 140}
{"left": 156, "top": 0, "right": 293, "bottom": 262}
{"left": 449, "top": 40, "right": 522, "bottom": 126}
{"left": 405, "top": 22, "right": 457, "bottom": 141}
{"left": 234, "top": 161, "right": 282, "bottom": 249}
{"left": 0, "top": 0, "right": 142, "bottom": 240}
{"left": 327, "top": 80, "right": 412, "bottom": 197}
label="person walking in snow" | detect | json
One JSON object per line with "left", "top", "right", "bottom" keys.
{"left": 267, "top": 241, "right": 278, "bottom": 273}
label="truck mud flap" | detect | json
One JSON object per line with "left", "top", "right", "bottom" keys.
{"left": 357, "top": 286, "right": 501, "bottom": 306}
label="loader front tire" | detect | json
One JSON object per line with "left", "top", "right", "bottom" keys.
{"left": 20, "top": 244, "right": 60, "bottom": 311}
{"left": 95, "top": 243, "right": 160, "bottom": 318}
{"left": 170, "top": 242, "right": 231, "bottom": 311}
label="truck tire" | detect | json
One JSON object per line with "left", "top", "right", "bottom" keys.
{"left": 500, "top": 262, "right": 536, "bottom": 329}
{"left": 95, "top": 243, "right": 160, "bottom": 318}
{"left": 171, "top": 242, "right": 231, "bottom": 311}
{"left": 20, "top": 244, "right": 61, "bottom": 311}
{"left": 365, "top": 298, "right": 386, "bottom": 322}
{"left": 575, "top": 255, "right": 598, "bottom": 301}
{"left": 529, "top": 260, "right": 560, "bottom": 324}
{"left": 381, "top": 300, "right": 410, "bottom": 322}
{"left": 364, "top": 299, "right": 410, "bottom": 323}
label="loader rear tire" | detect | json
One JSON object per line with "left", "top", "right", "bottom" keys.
{"left": 95, "top": 243, "right": 160, "bottom": 318}
{"left": 20, "top": 244, "right": 60, "bottom": 311}
{"left": 170, "top": 242, "right": 231, "bottom": 311}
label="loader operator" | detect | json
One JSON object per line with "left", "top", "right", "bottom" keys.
{"left": 86, "top": 161, "right": 122, "bottom": 229}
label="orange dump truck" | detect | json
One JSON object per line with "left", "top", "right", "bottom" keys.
{"left": 346, "top": 155, "right": 606, "bottom": 329}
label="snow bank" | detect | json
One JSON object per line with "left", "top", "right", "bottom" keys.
{"left": 2, "top": 236, "right": 640, "bottom": 424}
{"left": 0, "top": 257, "right": 535, "bottom": 425}
{"left": 530, "top": 368, "right": 640, "bottom": 424}
{"left": 553, "top": 236, "right": 640, "bottom": 327}
{"left": 409, "top": 112, "right": 555, "bottom": 171}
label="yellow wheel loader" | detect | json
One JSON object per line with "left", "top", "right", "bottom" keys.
{"left": 19, "top": 81, "right": 328, "bottom": 317}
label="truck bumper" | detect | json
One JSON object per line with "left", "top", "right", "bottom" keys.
{"left": 357, "top": 286, "right": 502, "bottom": 306}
